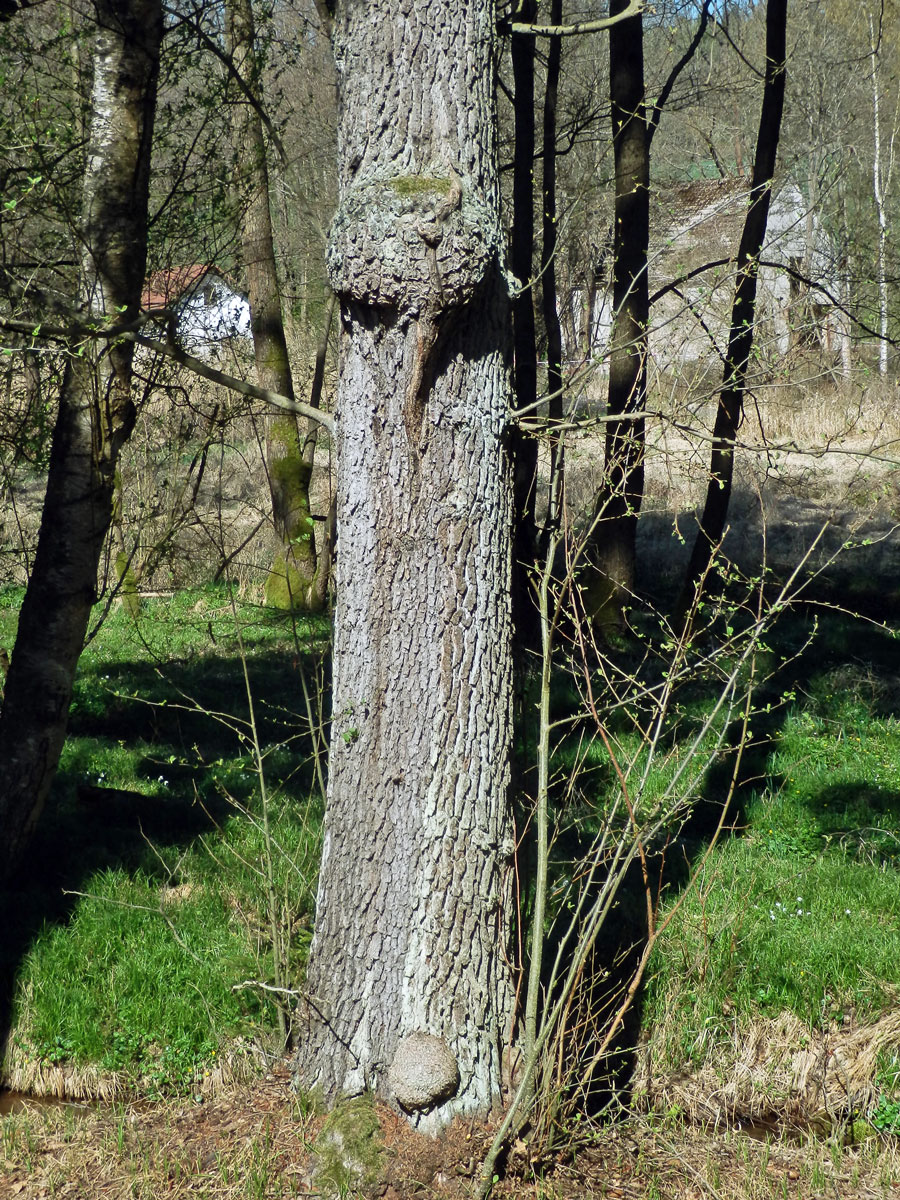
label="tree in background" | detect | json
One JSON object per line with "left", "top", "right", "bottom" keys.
{"left": 584, "top": 0, "right": 649, "bottom": 622}
{"left": 868, "top": 5, "right": 898, "bottom": 376}
{"left": 0, "top": 0, "right": 163, "bottom": 881}
{"left": 226, "top": 0, "right": 329, "bottom": 611}
{"left": 680, "top": 0, "right": 788, "bottom": 615}
{"left": 538, "top": 0, "right": 565, "bottom": 551}
{"left": 509, "top": 0, "right": 541, "bottom": 647}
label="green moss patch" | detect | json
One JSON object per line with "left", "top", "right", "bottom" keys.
{"left": 312, "top": 1094, "right": 385, "bottom": 1198}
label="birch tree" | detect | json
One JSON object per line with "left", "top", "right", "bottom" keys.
{"left": 869, "top": 10, "right": 897, "bottom": 376}
{"left": 0, "top": 0, "right": 162, "bottom": 881}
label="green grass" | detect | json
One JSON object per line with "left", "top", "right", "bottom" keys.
{"left": 644, "top": 610, "right": 900, "bottom": 1071}
{"left": 1, "top": 583, "right": 328, "bottom": 1095}
{"left": 15, "top": 869, "right": 250, "bottom": 1081}
{"left": 5, "top": 583, "right": 900, "bottom": 1111}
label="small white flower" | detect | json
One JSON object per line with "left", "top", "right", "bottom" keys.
{"left": 845, "top": 909, "right": 852, "bottom": 915}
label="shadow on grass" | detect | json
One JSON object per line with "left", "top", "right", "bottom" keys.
{"left": 525, "top": 592, "right": 900, "bottom": 1127}
{"left": 0, "top": 638, "right": 330, "bottom": 1088}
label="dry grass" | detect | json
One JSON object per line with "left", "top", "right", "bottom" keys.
{"left": 552, "top": 371, "right": 900, "bottom": 596}
{"left": 4, "top": 1066, "right": 900, "bottom": 1200}
{"left": 557, "top": 368, "right": 900, "bottom": 509}
{"left": 2, "top": 1039, "right": 269, "bottom": 1106}
{"left": 635, "top": 1009, "right": 900, "bottom": 1135}
{"left": 1, "top": 330, "right": 339, "bottom": 593}
{"left": 0, "top": 1065, "right": 317, "bottom": 1200}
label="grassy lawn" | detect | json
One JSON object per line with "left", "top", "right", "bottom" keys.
{"left": 0, "top": 585, "right": 328, "bottom": 1096}
{"left": 2, "top": 585, "right": 900, "bottom": 1128}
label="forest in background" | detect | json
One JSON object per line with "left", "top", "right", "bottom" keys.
{"left": 2, "top": 0, "right": 899, "bottom": 599}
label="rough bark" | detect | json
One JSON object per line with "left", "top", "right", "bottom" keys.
{"left": 296, "top": 0, "right": 516, "bottom": 1132}
{"left": 226, "top": 0, "right": 321, "bottom": 610}
{"left": 0, "top": 0, "right": 162, "bottom": 881}
{"left": 584, "top": 0, "right": 649, "bottom": 622}
{"left": 679, "top": 0, "right": 787, "bottom": 618}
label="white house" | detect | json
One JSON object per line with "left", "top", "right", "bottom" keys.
{"left": 142, "top": 265, "right": 252, "bottom": 355}
{"left": 573, "top": 178, "right": 847, "bottom": 372}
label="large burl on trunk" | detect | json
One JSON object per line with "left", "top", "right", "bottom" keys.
{"left": 295, "top": 0, "right": 517, "bottom": 1132}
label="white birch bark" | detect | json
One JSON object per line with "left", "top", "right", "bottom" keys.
{"left": 0, "top": 1, "right": 162, "bottom": 879}
{"left": 870, "top": 13, "right": 891, "bottom": 376}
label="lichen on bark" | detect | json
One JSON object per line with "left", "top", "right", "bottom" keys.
{"left": 296, "top": 0, "right": 516, "bottom": 1134}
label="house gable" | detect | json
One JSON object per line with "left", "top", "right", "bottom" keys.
{"left": 142, "top": 264, "right": 252, "bottom": 350}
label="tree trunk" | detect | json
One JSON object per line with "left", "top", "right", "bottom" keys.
{"left": 869, "top": 12, "right": 890, "bottom": 377}
{"left": 539, "top": 0, "right": 564, "bottom": 552}
{"left": 0, "top": 0, "right": 162, "bottom": 882}
{"left": 837, "top": 183, "right": 854, "bottom": 379}
{"left": 299, "top": 292, "right": 337, "bottom": 613}
{"left": 296, "top": 0, "right": 516, "bottom": 1131}
{"left": 22, "top": 349, "right": 41, "bottom": 428}
{"left": 584, "top": 0, "right": 649, "bottom": 624}
{"left": 509, "top": 1, "right": 540, "bottom": 647}
{"left": 679, "top": 0, "right": 787, "bottom": 618}
{"left": 226, "top": 0, "right": 322, "bottom": 609}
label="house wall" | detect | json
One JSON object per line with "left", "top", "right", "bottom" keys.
{"left": 561, "top": 182, "right": 843, "bottom": 377}
{"left": 175, "top": 275, "right": 252, "bottom": 349}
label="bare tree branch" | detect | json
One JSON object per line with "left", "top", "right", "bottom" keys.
{"left": 648, "top": 257, "right": 900, "bottom": 349}
{"left": 126, "top": 331, "right": 336, "bottom": 433}
{"left": 647, "top": 0, "right": 712, "bottom": 144}
{"left": 161, "top": 2, "right": 288, "bottom": 165}
{"left": 0, "top": 315, "right": 335, "bottom": 433}
{"left": 508, "top": 0, "right": 642, "bottom": 37}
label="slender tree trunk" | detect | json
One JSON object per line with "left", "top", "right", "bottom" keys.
{"left": 679, "top": 0, "right": 787, "bottom": 617}
{"left": 22, "top": 349, "right": 41, "bottom": 426}
{"left": 0, "top": 0, "right": 162, "bottom": 882}
{"left": 869, "top": 13, "right": 890, "bottom": 377}
{"left": 577, "top": 0, "right": 710, "bottom": 627}
{"left": 226, "top": 0, "right": 323, "bottom": 609}
{"left": 584, "top": 0, "right": 649, "bottom": 621}
{"left": 296, "top": 0, "right": 516, "bottom": 1131}
{"left": 539, "top": 0, "right": 564, "bottom": 551}
{"left": 301, "top": 292, "right": 337, "bottom": 612}
{"left": 510, "top": 0, "right": 540, "bottom": 646}
{"left": 837, "top": 183, "right": 853, "bottom": 378}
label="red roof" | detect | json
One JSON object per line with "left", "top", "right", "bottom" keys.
{"left": 142, "top": 264, "right": 230, "bottom": 309}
